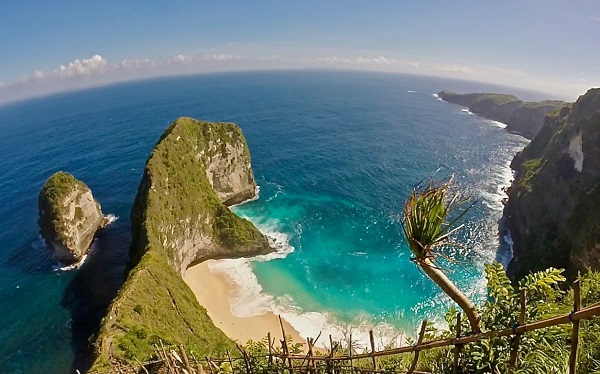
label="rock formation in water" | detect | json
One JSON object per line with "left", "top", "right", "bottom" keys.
{"left": 504, "top": 88, "right": 600, "bottom": 281}
{"left": 438, "top": 91, "right": 567, "bottom": 139}
{"left": 38, "top": 171, "right": 106, "bottom": 264}
{"left": 90, "top": 117, "right": 271, "bottom": 370}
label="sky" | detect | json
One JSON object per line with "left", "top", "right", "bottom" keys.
{"left": 1, "top": 0, "right": 599, "bottom": 104}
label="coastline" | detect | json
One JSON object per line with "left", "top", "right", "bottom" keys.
{"left": 184, "top": 261, "right": 306, "bottom": 347}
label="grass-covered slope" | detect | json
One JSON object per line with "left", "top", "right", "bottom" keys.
{"left": 90, "top": 117, "right": 271, "bottom": 370}
{"left": 90, "top": 251, "right": 235, "bottom": 369}
{"left": 505, "top": 89, "right": 600, "bottom": 281}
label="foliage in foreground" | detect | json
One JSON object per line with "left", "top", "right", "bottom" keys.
{"left": 230, "top": 265, "right": 600, "bottom": 374}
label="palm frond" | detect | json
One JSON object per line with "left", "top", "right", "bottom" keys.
{"left": 402, "top": 177, "right": 472, "bottom": 262}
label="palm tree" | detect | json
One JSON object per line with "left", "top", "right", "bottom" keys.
{"left": 402, "top": 177, "right": 481, "bottom": 333}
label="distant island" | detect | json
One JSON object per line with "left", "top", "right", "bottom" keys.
{"left": 438, "top": 91, "right": 568, "bottom": 139}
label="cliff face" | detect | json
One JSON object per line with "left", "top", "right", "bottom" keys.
{"left": 505, "top": 88, "right": 600, "bottom": 281}
{"left": 130, "top": 117, "right": 270, "bottom": 274}
{"left": 438, "top": 91, "right": 567, "bottom": 139}
{"left": 506, "top": 101, "right": 569, "bottom": 139}
{"left": 38, "top": 172, "right": 105, "bottom": 264}
{"left": 91, "top": 117, "right": 270, "bottom": 369}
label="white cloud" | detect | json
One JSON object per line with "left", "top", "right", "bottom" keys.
{"left": 0, "top": 53, "right": 292, "bottom": 104}
{"left": 55, "top": 55, "right": 113, "bottom": 78}
{"left": 12, "top": 55, "right": 116, "bottom": 87}
{"left": 119, "top": 58, "right": 155, "bottom": 70}
{"left": 315, "top": 55, "right": 397, "bottom": 66}
{"left": 167, "top": 54, "right": 241, "bottom": 66}
{"left": 1, "top": 51, "right": 589, "bottom": 104}
{"left": 168, "top": 54, "right": 195, "bottom": 65}
{"left": 434, "top": 64, "right": 476, "bottom": 74}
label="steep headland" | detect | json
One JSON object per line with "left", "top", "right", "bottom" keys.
{"left": 438, "top": 91, "right": 567, "bottom": 139}
{"left": 90, "top": 117, "right": 272, "bottom": 370}
{"left": 504, "top": 88, "right": 600, "bottom": 281}
{"left": 38, "top": 171, "right": 106, "bottom": 264}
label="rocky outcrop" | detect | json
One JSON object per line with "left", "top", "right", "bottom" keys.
{"left": 506, "top": 101, "right": 569, "bottom": 139}
{"left": 504, "top": 88, "right": 600, "bottom": 281}
{"left": 438, "top": 91, "right": 567, "bottom": 139}
{"left": 129, "top": 117, "right": 271, "bottom": 274}
{"left": 38, "top": 172, "right": 105, "bottom": 264}
{"left": 91, "top": 117, "right": 270, "bottom": 370}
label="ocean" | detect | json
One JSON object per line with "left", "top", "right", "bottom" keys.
{"left": 0, "top": 70, "right": 536, "bottom": 373}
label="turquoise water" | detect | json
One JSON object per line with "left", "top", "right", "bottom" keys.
{"left": 0, "top": 70, "right": 535, "bottom": 372}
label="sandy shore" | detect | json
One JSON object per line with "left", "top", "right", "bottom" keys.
{"left": 184, "top": 261, "right": 305, "bottom": 347}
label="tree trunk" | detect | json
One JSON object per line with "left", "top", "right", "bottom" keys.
{"left": 420, "top": 258, "right": 481, "bottom": 333}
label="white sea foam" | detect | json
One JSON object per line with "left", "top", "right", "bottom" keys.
{"left": 432, "top": 93, "right": 439, "bottom": 98}
{"left": 477, "top": 162, "right": 514, "bottom": 212}
{"left": 489, "top": 120, "right": 507, "bottom": 129}
{"left": 104, "top": 214, "right": 119, "bottom": 224}
{"left": 207, "top": 218, "right": 406, "bottom": 349}
{"left": 503, "top": 233, "right": 513, "bottom": 248}
{"left": 53, "top": 240, "right": 98, "bottom": 271}
{"left": 58, "top": 253, "right": 89, "bottom": 271}
{"left": 461, "top": 108, "right": 473, "bottom": 114}
{"left": 265, "top": 183, "right": 283, "bottom": 203}
{"left": 229, "top": 186, "right": 261, "bottom": 208}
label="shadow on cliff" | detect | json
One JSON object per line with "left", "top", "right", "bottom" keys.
{"left": 61, "top": 220, "right": 130, "bottom": 373}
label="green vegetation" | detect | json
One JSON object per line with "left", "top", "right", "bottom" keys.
{"left": 473, "top": 93, "right": 520, "bottom": 105}
{"left": 517, "top": 158, "right": 542, "bottom": 194}
{"left": 438, "top": 91, "right": 520, "bottom": 107}
{"left": 407, "top": 265, "right": 600, "bottom": 373}
{"left": 39, "top": 171, "right": 85, "bottom": 208}
{"left": 91, "top": 117, "right": 269, "bottom": 370}
{"left": 91, "top": 251, "right": 235, "bottom": 370}
{"left": 39, "top": 171, "right": 87, "bottom": 232}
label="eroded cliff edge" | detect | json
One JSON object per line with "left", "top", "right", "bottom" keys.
{"left": 438, "top": 91, "right": 567, "bottom": 139}
{"left": 504, "top": 88, "right": 600, "bottom": 281}
{"left": 90, "top": 117, "right": 271, "bottom": 370}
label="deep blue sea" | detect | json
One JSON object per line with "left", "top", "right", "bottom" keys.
{"left": 0, "top": 70, "right": 538, "bottom": 373}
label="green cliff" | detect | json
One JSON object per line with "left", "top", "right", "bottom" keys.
{"left": 90, "top": 117, "right": 271, "bottom": 370}
{"left": 504, "top": 88, "right": 600, "bottom": 281}
{"left": 438, "top": 91, "right": 567, "bottom": 139}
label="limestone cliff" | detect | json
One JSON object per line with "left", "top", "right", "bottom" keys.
{"left": 90, "top": 117, "right": 270, "bottom": 370}
{"left": 130, "top": 117, "right": 271, "bottom": 274}
{"left": 38, "top": 171, "right": 105, "bottom": 264}
{"left": 504, "top": 88, "right": 600, "bottom": 281}
{"left": 438, "top": 91, "right": 567, "bottom": 139}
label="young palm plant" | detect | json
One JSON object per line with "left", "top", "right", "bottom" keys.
{"left": 402, "top": 177, "right": 481, "bottom": 333}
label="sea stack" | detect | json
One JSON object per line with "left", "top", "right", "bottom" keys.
{"left": 38, "top": 171, "right": 106, "bottom": 264}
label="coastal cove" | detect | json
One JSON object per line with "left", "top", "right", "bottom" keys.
{"left": 0, "top": 71, "right": 541, "bottom": 373}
